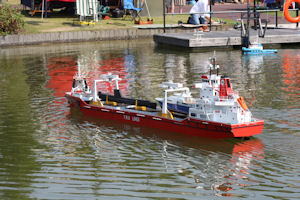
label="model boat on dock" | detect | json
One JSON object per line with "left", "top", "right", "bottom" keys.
{"left": 65, "top": 58, "right": 264, "bottom": 138}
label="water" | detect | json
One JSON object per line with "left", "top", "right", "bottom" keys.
{"left": 0, "top": 40, "right": 299, "bottom": 199}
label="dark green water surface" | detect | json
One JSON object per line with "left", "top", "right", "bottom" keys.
{"left": 0, "top": 40, "right": 299, "bottom": 199}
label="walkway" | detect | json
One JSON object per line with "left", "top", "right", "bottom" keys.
{"left": 154, "top": 28, "right": 300, "bottom": 48}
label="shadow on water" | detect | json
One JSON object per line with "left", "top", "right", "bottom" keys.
{"left": 154, "top": 42, "right": 236, "bottom": 54}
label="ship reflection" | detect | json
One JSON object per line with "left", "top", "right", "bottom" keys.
{"left": 69, "top": 107, "right": 264, "bottom": 197}
{"left": 281, "top": 50, "right": 300, "bottom": 108}
{"left": 46, "top": 52, "right": 129, "bottom": 98}
{"left": 242, "top": 54, "right": 264, "bottom": 75}
{"left": 45, "top": 53, "right": 131, "bottom": 142}
{"left": 165, "top": 54, "right": 187, "bottom": 85}
{"left": 276, "top": 51, "right": 300, "bottom": 131}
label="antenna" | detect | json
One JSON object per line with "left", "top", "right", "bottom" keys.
{"left": 208, "top": 51, "right": 220, "bottom": 76}
{"left": 78, "top": 61, "right": 81, "bottom": 76}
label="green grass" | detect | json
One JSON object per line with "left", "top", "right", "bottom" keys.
{"left": 22, "top": 11, "right": 195, "bottom": 34}
{"left": 5, "top": 0, "right": 20, "bottom": 6}
{"left": 22, "top": 11, "right": 235, "bottom": 34}
{"left": 254, "top": 6, "right": 298, "bottom": 17}
{"left": 3, "top": 0, "right": 234, "bottom": 34}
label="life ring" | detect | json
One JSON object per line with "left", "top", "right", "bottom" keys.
{"left": 284, "top": 0, "right": 300, "bottom": 23}
{"left": 237, "top": 96, "right": 248, "bottom": 111}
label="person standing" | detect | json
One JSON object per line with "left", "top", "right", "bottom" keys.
{"left": 189, "top": 0, "right": 211, "bottom": 25}
{"left": 174, "top": 0, "right": 186, "bottom": 13}
{"left": 165, "top": 0, "right": 175, "bottom": 13}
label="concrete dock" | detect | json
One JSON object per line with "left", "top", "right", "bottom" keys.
{"left": 153, "top": 28, "right": 300, "bottom": 48}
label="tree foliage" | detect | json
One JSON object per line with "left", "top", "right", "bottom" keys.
{"left": 0, "top": 4, "right": 24, "bottom": 36}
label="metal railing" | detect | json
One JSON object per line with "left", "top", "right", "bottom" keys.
{"left": 162, "top": 8, "right": 299, "bottom": 32}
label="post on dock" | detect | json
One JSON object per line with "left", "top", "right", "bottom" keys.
{"left": 241, "top": 0, "right": 251, "bottom": 48}
{"left": 276, "top": 10, "right": 278, "bottom": 28}
{"left": 209, "top": 0, "right": 212, "bottom": 32}
{"left": 254, "top": 0, "right": 257, "bottom": 30}
{"left": 297, "top": 9, "right": 299, "bottom": 28}
{"left": 163, "top": 0, "right": 166, "bottom": 33}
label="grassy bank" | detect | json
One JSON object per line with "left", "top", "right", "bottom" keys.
{"left": 22, "top": 13, "right": 235, "bottom": 34}
{"left": 22, "top": 12, "right": 193, "bottom": 34}
{"left": 5, "top": 0, "right": 19, "bottom": 5}
{"left": 3, "top": 0, "right": 234, "bottom": 34}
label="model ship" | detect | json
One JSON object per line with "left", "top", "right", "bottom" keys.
{"left": 65, "top": 56, "right": 264, "bottom": 138}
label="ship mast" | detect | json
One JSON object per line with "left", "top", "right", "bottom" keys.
{"left": 209, "top": 52, "right": 219, "bottom": 77}
{"left": 78, "top": 62, "right": 81, "bottom": 77}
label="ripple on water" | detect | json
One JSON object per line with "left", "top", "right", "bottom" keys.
{"left": 0, "top": 43, "right": 300, "bottom": 200}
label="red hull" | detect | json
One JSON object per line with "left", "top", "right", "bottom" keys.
{"left": 66, "top": 94, "right": 264, "bottom": 139}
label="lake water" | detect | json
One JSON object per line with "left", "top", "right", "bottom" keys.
{"left": 0, "top": 39, "right": 299, "bottom": 199}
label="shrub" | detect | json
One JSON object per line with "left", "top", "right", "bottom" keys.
{"left": 0, "top": 4, "right": 24, "bottom": 36}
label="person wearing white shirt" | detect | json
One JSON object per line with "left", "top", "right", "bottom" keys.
{"left": 189, "top": 0, "right": 211, "bottom": 25}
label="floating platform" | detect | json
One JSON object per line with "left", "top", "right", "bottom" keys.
{"left": 153, "top": 28, "right": 300, "bottom": 48}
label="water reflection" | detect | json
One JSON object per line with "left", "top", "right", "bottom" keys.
{"left": 45, "top": 43, "right": 276, "bottom": 106}
{"left": 165, "top": 54, "right": 187, "bottom": 84}
{"left": 0, "top": 40, "right": 299, "bottom": 199}
{"left": 241, "top": 54, "right": 265, "bottom": 108}
{"left": 281, "top": 50, "right": 300, "bottom": 109}
{"left": 273, "top": 50, "right": 300, "bottom": 133}
{"left": 46, "top": 53, "right": 130, "bottom": 98}
{"left": 0, "top": 57, "right": 41, "bottom": 199}
{"left": 242, "top": 54, "right": 264, "bottom": 75}
{"left": 166, "top": 138, "right": 264, "bottom": 197}
{"left": 46, "top": 56, "right": 77, "bottom": 97}
{"left": 69, "top": 109, "right": 265, "bottom": 197}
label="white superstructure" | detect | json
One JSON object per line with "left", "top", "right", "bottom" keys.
{"left": 191, "top": 56, "right": 252, "bottom": 124}
{"left": 190, "top": 73, "right": 252, "bottom": 124}
{"left": 157, "top": 56, "right": 254, "bottom": 125}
